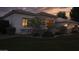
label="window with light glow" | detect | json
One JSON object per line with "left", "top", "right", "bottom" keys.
{"left": 22, "top": 18, "right": 28, "bottom": 28}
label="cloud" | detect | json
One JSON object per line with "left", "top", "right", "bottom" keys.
{"left": 0, "top": 7, "right": 71, "bottom": 17}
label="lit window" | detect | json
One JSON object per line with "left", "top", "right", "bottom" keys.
{"left": 22, "top": 18, "right": 28, "bottom": 28}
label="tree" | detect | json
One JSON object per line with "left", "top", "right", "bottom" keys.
{"left": 31, "top": 17, "right": 41, "bottom": 28}
{"left": 57, "top": 11, "right": 67, "bottom": 19}
{"left": 0, "top": 19, "right": 9, "bottom": 34}
{"left": 0, "top": 18, "right": 16, "bottom": 34}
{"left": 70, "top": 7, "right": 79, "bottom": 22}
{"left": 31, "top": 17, "right": 42, "bottom": 36}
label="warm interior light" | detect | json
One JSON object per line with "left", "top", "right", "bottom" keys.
{"left": 64, "top": 24, "right": 68, "bottom": 27}
{"left": 22, "top": 18, "right": 28, "bottom": 28}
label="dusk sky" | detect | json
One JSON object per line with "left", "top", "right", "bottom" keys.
{"left": 0, "top": 7, "right": 72, "bottom": 17}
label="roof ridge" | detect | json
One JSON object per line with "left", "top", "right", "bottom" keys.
{"left": 1, "top": 9, "right": 36, "bottom": 19}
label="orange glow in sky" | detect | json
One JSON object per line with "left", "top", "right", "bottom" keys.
{"left": 44, "top": 7, "right": 72, "bottom": 18}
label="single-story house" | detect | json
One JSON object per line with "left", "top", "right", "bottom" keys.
{"left": 1, "top": 9, "right": 78, "bottom": 34}
{"left": 1, "top": 9, "right": 56, "bottom": 34}
{"left": 53, "top": 17, "right": 79, "bottom": 34}
{"left": 0, "top": 9, "right": 37, "bottom": 34}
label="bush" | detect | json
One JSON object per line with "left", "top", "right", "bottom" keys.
{"left": 0, "top": 19, "right": 16, "bottom": 35}
{"left": 57, "top": 11, "right": 67, "bottom": 19}
{"left": 42, "top": 30, "right": 54, "bottom": 37}
{"left": 0, "top": 20, "right": 9, "bottom": 34}
{"left": 6, "top": 26, "right": 16, "bottom": 35}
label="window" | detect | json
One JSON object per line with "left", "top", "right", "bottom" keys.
{"left": 22, "top": 18, "right": 28, "bottom": 28}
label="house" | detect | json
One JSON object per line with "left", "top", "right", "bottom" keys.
{"left": 53, "top": 17, "right": 79, "bottom": 34}
{"left": 1, "top": 9, "right": 56, "bottom": 34}
{"left": 55, "top": 17, "right": 78, "bottom": 29}
{"left": 1, "top": 9, "right": 37, "bottom": 34}
{"left": 36, "top": 12, "right": 56, "bottom": 29}
{"left": 37, "top": 12, "right": 79, "bottom": 33}
{"left": 2, "top": 9, "right": 77, "bottom": 35}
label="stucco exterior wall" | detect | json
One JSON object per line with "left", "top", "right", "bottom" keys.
{"left": 4, "top": 14, "right": 34, "bottom": 34}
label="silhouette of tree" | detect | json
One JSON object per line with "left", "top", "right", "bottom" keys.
{"left": 57, "top": 11, "right": 67, "bottom": 19}
{"left": 0, "top": 18, "right": 16, "bottom": 34}
{"left": 0, "top": 19, "right": 9, "bottom": 34}
{"left": 70, "top": 7, "right": 79, "bottom": 22}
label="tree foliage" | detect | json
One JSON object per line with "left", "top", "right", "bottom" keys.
{"left": 0, "top": 18, "right": 16, "bottom": 34}
{"left": 31, "top": 17, "right": 41, "bottom": 28}
{"left": 70, "top": 7, "right": 79, "bottom": 22}
{"left": 57, "top": 11, "right": 67, "bottom": 19}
